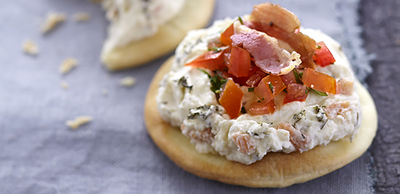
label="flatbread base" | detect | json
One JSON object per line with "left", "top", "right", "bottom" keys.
{"left": 144, "top": 57, "right": 378, "bottom": 188}
{"left": 101, "top": 0, "right": 215, "bottom": 70}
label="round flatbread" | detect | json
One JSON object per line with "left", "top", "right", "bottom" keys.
{"left": 101, "top": 0, "right": 215, "bottom": 70}
{"left": 144, "top": 56, "right": 378, "bottom": 187}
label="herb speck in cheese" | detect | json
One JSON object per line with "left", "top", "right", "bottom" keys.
{"left": 178, "top": 76, "right": 193, "bottom": 92}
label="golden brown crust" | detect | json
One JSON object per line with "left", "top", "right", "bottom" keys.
{"left": 101, "top": 0, "right": 215, "bottom": 70}
{"left": 144, "top": 56, "right": 378, "bottom": 187}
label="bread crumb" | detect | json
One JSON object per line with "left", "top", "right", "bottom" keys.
{"left": 60, "top": 58, "right": 78, "bottom": 74}
{"left": 66, "top": 116, "right": 93, "bottom": 129}
{"left": 42, "top": 12, "right": 66, "bottom": 33}
{"left": 102, "top": 88, "right": 108, "bottom": 95}
{"left": 120, "top": 76, "right": 136, "bottom": 87}
{"left": 61, "top": 81, "right": 69, "bottom": 90}
{"left": 22, "top": 40, "right": 39, "bottom": 55}
{"left": 73, "top": 13, "right": 90, "bottom": 22}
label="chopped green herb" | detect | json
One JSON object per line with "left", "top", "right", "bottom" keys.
{"left": 210, "top": 73, "right": 227, "bottom": 93}
{"left": 238, "top": 16, "right": 244, "bottom": 25}
{"left": 293, "top": 69, "right": 302, "bottom": 84}
{"left": 314, "top": 105, "right": 326, "bottom": 123}
{"left": 178, "top": 76, "right": 193, "bottom": 91}
{"left": 301, "top": 134, "right": 306, "bottom": 139}
{"left": 248, "top": 87, "right": 255, "bottom": 92}
{"left": 187, "top": 105, "right": 220, "bottom": 120}
{"left": 308, "top": 88, "right": 328, "bottom": 96}
{"left": 317, "top": 45, "right": 321, "bottom": 49}
{"left": 211, "top": 47, "right": 222, "bottom": 53}
{"left": 197, "top": 68, "right": 211, "bottom": 78}
{"left": 293, "top": 110, "right": 306, "bottom": 126}
{"left": 269, "top": 83, "right": 274, "bottom": 93}
{"left": 305, "top": 88, "right": 308, "bottom": 95}
{"left": 198, "top": 69, "right": 227, "bottom": 94}
{"left": 313, "top": 106, "right": 322, "bottom": 114}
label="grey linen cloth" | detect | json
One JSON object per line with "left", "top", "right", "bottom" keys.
{"left": 0, "top": 0, "right": 375, "bottom": 193}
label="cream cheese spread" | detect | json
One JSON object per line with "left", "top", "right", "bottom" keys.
{"left": 102, "top": 0, "right": 185, "bottom": 50}
{"left": 156, "top": 18, "right": 362, "bottom": 164}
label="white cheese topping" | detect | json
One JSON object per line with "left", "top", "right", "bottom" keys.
{"left": 156, "top": 18, "right": 362, "bottom": 164}
{"left": 102, "top": 0, "right": 185, "bottom": 50}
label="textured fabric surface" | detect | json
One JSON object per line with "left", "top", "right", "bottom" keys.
{"left": 361, "top": 0, "right": 400, "bottom": 193}
{"left": 0, "top": 0, "right": 375, "bottom": 193}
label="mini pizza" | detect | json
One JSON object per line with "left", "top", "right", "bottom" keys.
{"left": 144, "top": 3, "right": 377, "bottom": 187}
{"left": 101, "top": 0, "right": 215, "bottom": 70}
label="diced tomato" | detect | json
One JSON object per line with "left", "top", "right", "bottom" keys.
{"left": 254, "top": 75, "right": 286, "bottom": 103}
{"left": 283, "top": 83, "right": 308, "bottom": 104}
{"left": 313, "top": 41, "right": 336, "bottom": 67}
{"left": 248, "top": 99, "right": 276, "bottom": 115}
{"left": 221, "top": 65, "right": 263, "bottom": 86}
{"left": 185, "top": 50, "right": 226, "bottom": 70}
{"left": 213, "top": 68, "right": 248, "bottom": 86}
{"left": 220, "top": 23, "right": 234, "bottom": 46}
{"left": 280, "top": 71, "right": 297, "bottom": 86}
{"left": 231, "top": 76, "right": 249, "bottom": 86}
{"left": 302, "top": 68, "right": 336, "bottom": 94}
{"left": 246, "top": 70, "right": 266, "bottom": 87}
{"left": 219, "top": 79, "right": 244, "bottom": 119}
{"left": 228, "top": 47, "right": 252, "bottom": 77}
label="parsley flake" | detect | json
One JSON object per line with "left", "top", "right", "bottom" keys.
{"left": 308, "top": 88, "right": 328, "bottom": 96}
{"left": 269, "top": 83, "right": 274, "bottom": 93}
{"left": 198, "top": 69, "right": 227, "bottom": 94}
{"left": 293, "top": 69, "right": 302, "bottom": 84}
{"left": 238, "top": 16, "right": 244, "bottom": 25}
{"left": 211, "top": 47, "right": 222, "bottom": 53}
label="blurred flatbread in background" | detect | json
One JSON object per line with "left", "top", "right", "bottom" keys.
{"left": 101, "top": 0, "right": 215, "bottom": 70}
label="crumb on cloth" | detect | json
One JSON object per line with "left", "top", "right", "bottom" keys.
{"left": 61, "top": 81, "right": 69, "bottom": 90}
{"left": 120, "top": 76, "right": 136, "bottom": 87}
{"left": 66, "top": 116, "right": 93, "bottom": 129}
{"left": 60, "top": 58, "right": 78, "bottom": 74}
{"left": 73, "top": 13, "right": 90, "bottom": 22}
{"left": 22, "top": 40, "right": 39, "bottom": 55}
{"left": 42, "top": 12, "right": 66, "bottom": 33}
